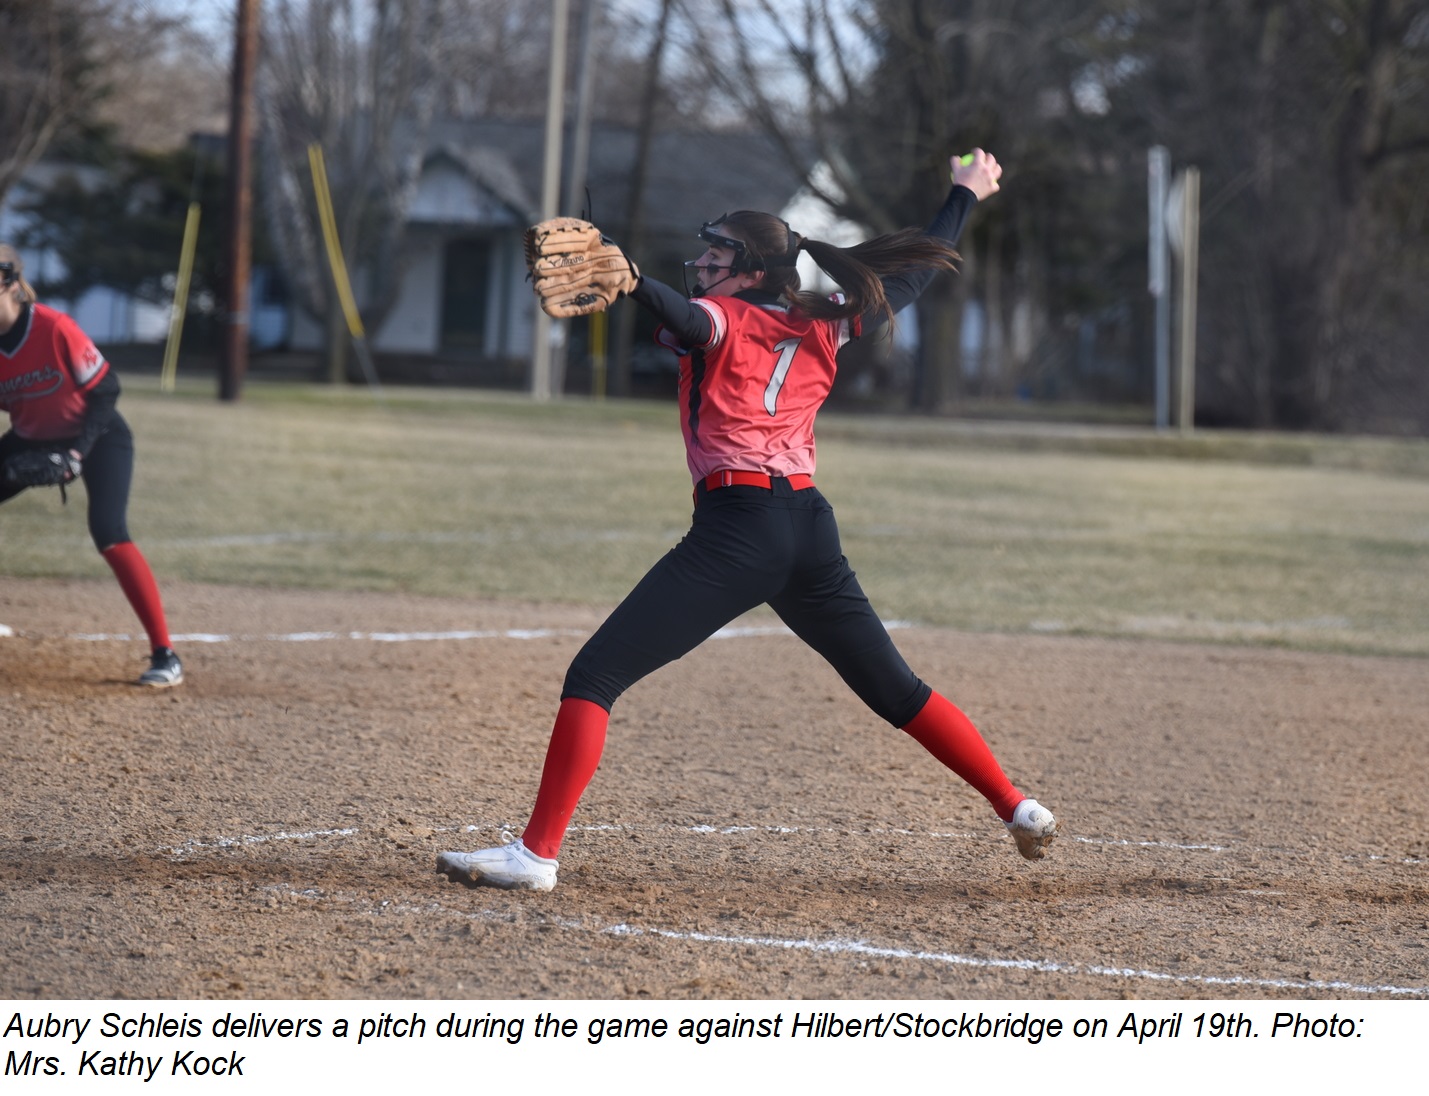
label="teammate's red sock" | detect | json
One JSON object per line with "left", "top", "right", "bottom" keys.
{"left": 100, "top": 542, "right": 172, "bottom": 651}
{"left": 521, "top": 697, "right": 610, "bottom": 860}
{"left": 902, "top": 691, "right": 1023, "bottom": 822}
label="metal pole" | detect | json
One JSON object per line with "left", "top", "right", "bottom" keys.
{"left": 1148, "top": 146, "right": 1170, "bottom": 431}
{"left": 219, "top": 0, "right": 260, "bottom": 402}
{"left": 565, "top": 0, "right": 599, "bottom": 217}
{"left": 530, "top": 0, "right": 569, "bottom": 401}
{"left": 612, "top": 0, "right": 674, "bottom": 399}
{"left": 1177, "top": 167, "right": 1200, "bottom": 435}
{"left": 560, "top": 0, "right": 600, "bottom": 397}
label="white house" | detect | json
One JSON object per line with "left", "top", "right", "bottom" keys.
{"left": 4, "top": 122, "right": 815, "bottom": 379}
{"left": 286, "top": 118, "right": 810, "bottom": 374}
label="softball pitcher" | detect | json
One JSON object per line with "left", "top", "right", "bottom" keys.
{"left": 0, "top": 245, "right": 183, "bottom": 687}
{"left": 439, "top": 150, "right": 1054, "bottom": 890}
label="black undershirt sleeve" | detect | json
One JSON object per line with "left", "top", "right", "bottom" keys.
{"left": 70, "top": 369, "right": 121, "bottom": 458}
{"left": 630, "top": 185, "right": 976, "bottom": 343}
{"left": 874, "top": 184, "right": 978, "bottom": 321}
{"left": 629, "top": 276, "right": 714, "bottom": 349}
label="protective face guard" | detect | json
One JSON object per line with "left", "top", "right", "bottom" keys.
{"left": 698, "top": 222, "right": 757, "bottom": 273}
{"left": 682, "top": 216, "right": 799, "bottom": 297}
{"left": 682, "top": 260, "right": 733, "bottom": 297}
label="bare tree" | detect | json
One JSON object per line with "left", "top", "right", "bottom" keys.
{"left": 1109, "top": 0, "right": 1429, "bottom": 430}
{"left": 94, "top": 16, "right": 230, "bottom": 152}
{"left": 430, "top": 0, "right": 554, "bottom": 119}
{"left": 677, "top": 0, "right": 1112, "bottom": 411}
{"left": 258, "top": 0, "right": 448, "bottom": 381}
{"left": 431, "top": 0, "right": 717, "bottom": 130}
{"left": 0, "top": 1, "right": 190, "bottom": 207}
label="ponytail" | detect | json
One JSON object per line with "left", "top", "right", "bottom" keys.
{"left": 710, "top": 213, "right": 958, "bottom": 326}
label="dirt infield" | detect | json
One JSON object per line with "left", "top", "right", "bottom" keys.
{"left": 1, "top": 576, "right": 1426, "bottom": 1001}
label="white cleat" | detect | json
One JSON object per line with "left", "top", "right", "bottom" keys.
{"left": 1006, "top": 799, "right": 1057, "bottom": 860}
{"left": 436, "top": 837, "right": 558, "bottom": 891}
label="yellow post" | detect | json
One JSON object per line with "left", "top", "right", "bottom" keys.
{"left": 307, "top": 143, "right": 385, "bottom": 403}
{"left": 160, "top": 201, "right": 202, "bottom": 392}
{"left": 307, "top": 144, "right": 365, "bottom": 341}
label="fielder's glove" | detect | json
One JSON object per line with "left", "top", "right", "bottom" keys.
{"left": 4, "top": 448, "right": 82, "bottom": 487}
{"left": 524, "top": 217, "right": 640, "bottom": 319}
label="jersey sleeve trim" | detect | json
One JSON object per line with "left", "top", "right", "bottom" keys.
{"left": 691, "top": 299, "right": 726, "bottom": 350}
{"left": 52, "top": 309, "right": 109, "bottom": 392}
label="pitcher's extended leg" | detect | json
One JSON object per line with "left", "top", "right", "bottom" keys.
{"left": 902, "top": 691, "right": 1022, "bottom": 821}
{"left": 521, "top": 697, "right": 609, "bottom": 860}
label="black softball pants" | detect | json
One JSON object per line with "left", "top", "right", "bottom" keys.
{"left": 562, "top": 478, "right": 933, "bottom": 726}
{"left": 0, "top": 413, "right": 135, "bottom": 549}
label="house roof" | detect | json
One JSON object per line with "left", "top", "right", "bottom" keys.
{"left": 422, "top": 141, "right": 535, "bottom": 218}
{"left": 421, "top": 116, "right": 809, "bottom": 239}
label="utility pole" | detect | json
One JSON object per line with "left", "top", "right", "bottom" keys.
{"left": 1147, "top": 145, "right": 1170, "bottom": 431}
{"left": 530, "top": 0, "right": 569, "bottom": 401}
{"left": 550, "top": 0, "right": 600, "bottom": 398}
{"left": 611, "top": 0, "right": 674, "bottom": 398}
{"left": 564, "top": 0, "right": 599, "bottom": 218}
{"left": 219, "top": 0, "right": 261, "bottom": 402}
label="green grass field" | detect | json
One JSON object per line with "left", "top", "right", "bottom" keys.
{"left": 6, "top": 374, "right": 1428, "bottom": 657}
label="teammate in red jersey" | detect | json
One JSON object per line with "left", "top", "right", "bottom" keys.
{"left": 438, "top": 151, "right": 1055, "bottom": 890}
{"left": 0, "top": 244, "right": 183, "bottom": 687}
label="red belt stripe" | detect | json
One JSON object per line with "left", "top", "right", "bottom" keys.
{"left": 701, "top": 470, "right": 815, "bottom": 492}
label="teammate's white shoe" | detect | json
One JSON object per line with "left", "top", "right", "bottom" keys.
{"left": 1006, "top": 799, "right": 1057, "bottom": 860}
{"left": 436, "top": 837, "right": 558, "bottom": 891}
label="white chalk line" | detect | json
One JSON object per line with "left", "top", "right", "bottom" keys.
{"left": 173, "top": 822, "right": 1217, "bottom": 856}
{"left": 1031, "top": 615, "right": 1357, "bottom": 638}
{"left": 588, "top": 823, "right": 1230, "bottom": 853}
{"left": 163, "top": 528, "right": 680, "bottom": 548}
{"left": 158, "top": 827, "right": 360, "bottom": 857}
{"left": 161, "top": 529, "right": 665, "bottom": 549}
{"left": 52, "top": 621, "right": 912, "bottom": 645}
{"left": 67, "top": 628, "right": 592, "bottom": 644}
{"left": 268, "top": 883, "right": 1429, "bottom": 999}
{"left": 153, "top": 820, "right": 1425, "bottom": 868}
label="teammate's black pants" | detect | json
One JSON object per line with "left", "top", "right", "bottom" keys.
{"left": 0, "top": 413, "right": 135, "bottom": 550}
{"left": 563, "top": 478, "right": 933, "bottom": 726}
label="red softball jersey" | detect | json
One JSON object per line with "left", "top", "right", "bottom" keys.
{"left": 0, "top": 303, "right": 109, "bottom": 441}
{"left": 666, "top": 295, "right": 857, "bottom": 484}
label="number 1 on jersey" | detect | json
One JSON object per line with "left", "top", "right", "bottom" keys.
{"left": 765, "top": 337, "right": 802, "bottom": 416}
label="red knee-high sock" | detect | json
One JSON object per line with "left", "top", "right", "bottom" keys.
{"left": 902, "top": 691, "right": 1023, "bottom": 821}
{"left": 521, "top": 697, "right": 610, "bottom": 860}
{"left": 101, "top": 542, "right": 172, "bottom": 651}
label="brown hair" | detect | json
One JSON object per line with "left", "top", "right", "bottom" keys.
{"left": 0, "top": 244, "right": 37, "bottom": 304}
{"left": 712, "top": 211, "right": 959, "bottom": 325}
